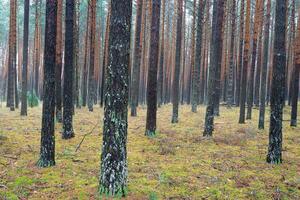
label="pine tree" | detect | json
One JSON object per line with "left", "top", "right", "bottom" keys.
{"left": 266, "top": 0, "right": 286, "bottom": 164}
{"left": 145, "top": 0, "right": 161, "bottom": 137}
{"left": 203, "top": 0, "right": 225, "bottom": 136}
{"left": 130, "top": 0, "right": 143, "bottom": 116}
{"left": 55, "top": 0, "right": 63, "bottom": 122}
{"left": 226, "top": 0, "right": 236, "bottom": 107}
{"left": 37, "top": 0, "right": 57, "bottom": 168}
{"left": 246, "top": 0, "right": 263, "bottom": 119}
{"left": 21, "top": 0, "right": 29, "bottom": 116}
{"left": 191, "top": 0, "right": 205, "bottom": 112}
{"left": 239, "top": 0, "right": 250, "bottom": 124}
{"left": 290, "top": 7, "right": 300, "bottom": 127}
{"left": 258, "top": 0, "right": 271, "bottom": 129}
{"left": 99, "top": 0, "right": 132, "bottom": 196}
{"left": 171, "top": 0, "right": 183, "bottom": 123}
{"left": 7, "top": 0, "right": 17, "bottom": 111}
{"left": 62, "top": 0, "right": 75, "bottom": 139}
{"left": 87, "top": 0, "right": 96, "bottom": 112}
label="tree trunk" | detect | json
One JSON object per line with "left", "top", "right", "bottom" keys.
{"left": 246, "top": 0, "right": 263, "bottom": 119}
{"left": 145, "top": 0, "right": 161, "bottom": 136}
{"left": 87, "top": 0, "right": 96, "bottom": 112}
{"left": 266, "top": 0, "right": 286, "bottom": 164}
{"left": 203, "top": 0, "right": 225, "bottom": 136}
{"left": 236, "top": 0, "right": 244, "bottom": 106}
{"left": 191, "top": 0, "right": 205, "bottom": 112}
{"left": 37, "top": 0, "right": 57, "bottom": 168}
{"left": 21, "top": 0, "right": 29, "bottom": 116}
{"left": 7, "top": 0, "right": 17, "bottom": 111}
{"left": 290, "top": 9, "right": 300, "bottom": 127}
{"left": 171, "top": 0, "right": 183, "bottom": 123}
{"left": 130, "top": 0, "right": 143, "bottom": 116}
{"left": 62, "top": 0, "right": 75, "bottom": 139}
{"left": 258, "top": 0, "right": 270, "bottom": 130}
{"left": 226, "top": 0, "right": 236, "bottom": 107}
{"left": 55, "top": 0, "right": 63, "bottom": 122}
{"left": 99, "top": 0, "right": 132, "bottom": 196}
{"left": 239, "top": 0, "right": 250, "bottom": 124}
{"left": 157, "top": 0, "right": 165, "bottom": 107}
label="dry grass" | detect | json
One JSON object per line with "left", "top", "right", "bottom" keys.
{"left": 0, "top": 104, "right": 299, "bottom": 199}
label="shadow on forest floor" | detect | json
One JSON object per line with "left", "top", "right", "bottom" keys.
{"left": 0, "top": 104, "right": 299, "bottom": 199}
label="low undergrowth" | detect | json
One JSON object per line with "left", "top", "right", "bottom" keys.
{"left": 0, "top": 104, "right": 299, "bottom": 199}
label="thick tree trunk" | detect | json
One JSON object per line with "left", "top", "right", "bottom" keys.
{"left": 203, "top": 0, "right": 225, "bottom": 136}
{"left": 37, "top": 0, "right": 57, "bottom": 168}
{"left": 99, "top": 0, "right": 132, "bottom": 196}
{"left": 266, "top": 0, "right": 286, "bottom": 164}
{"left": 145, "top": 0, "right": 161, "bottom": 136}
{"left": 62, "top": 0, "right": 75, "bottom": 139}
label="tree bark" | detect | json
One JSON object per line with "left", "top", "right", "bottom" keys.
{"left": 62, "top": 0, "right": 75, "bottom": 139}
{"left": 21, "top": 0, "right": 29, "bottom": 116}
{"left": 99, "top": 0, "right": 132, "bottom": 197}
{"left": 145, "top": 0, "right": 161, "bottom": 136}
{"left": 171, "top": 0, "right": 183, "bottom": 123}
{"left": 203, "top": 0, "right": 225, "bottom": 136}
{"left": 266, "top": 0, "right": 286, "bottom": 164}
{"left": 37, "top": 0, "right": 57, "bottom": 168}
{"left": 130, "top": 0, "right": 143, "bottom": 116}
{"left": 258, "top": 0, "right": 270, "bottom": 129}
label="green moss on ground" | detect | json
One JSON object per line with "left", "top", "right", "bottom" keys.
{"left": 0, "top": 105, "right": 299, "bottom": 199}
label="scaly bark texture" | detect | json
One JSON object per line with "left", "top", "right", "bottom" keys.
{"left": 203, "top": 0, "right": 225, "bottom": 137}
{"left": 290, "top": 8, "right": 300, "bottom": 127}
{"left": 37, "top": 0, "right": 57, "bottom": 168}
{"left": 21, "top": 0, "right": 29, "bottom": 116}
{"left": 130, "top": 0, "right": 143, "bottom": 116}
{"left": 99, "top": 0, "right": 132, "bottom": 197}
{"left": 266, "top": 0, "right": 286, "bottom": 164}
{"left": 171, "top": 0, "right": 183, "bottom": 123}
{"left": 55, "top": 0, "right": 63, "bottom": 122}
{"left": 62, "top": 0, "right": 75, "bottom": 139}
{"left": 258, "top": 0, "right": 271, "bottom": 129}
{"left": 145, "top": 0, "right": 161, "bottom": 137}
{"left": 239, "top": 0, "right": 250, "bottom": 124}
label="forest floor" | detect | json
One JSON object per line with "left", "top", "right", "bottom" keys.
{"left": 0, "top": 103, "right": 299, "bottom": 200}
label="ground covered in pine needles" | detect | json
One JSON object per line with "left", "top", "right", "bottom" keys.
{"left": 0, "top": 104, "right": 299, "bottom": 200}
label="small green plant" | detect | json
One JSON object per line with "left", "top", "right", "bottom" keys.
{"left": 149, "top": 192, "right": 158, "bottom": 200}
{"left": 27, "top": 91, "right": 39, "bottom": 107}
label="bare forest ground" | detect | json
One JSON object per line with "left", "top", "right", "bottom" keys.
{"left": 0, "top": 104, "right": 299, "bottom": 199}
